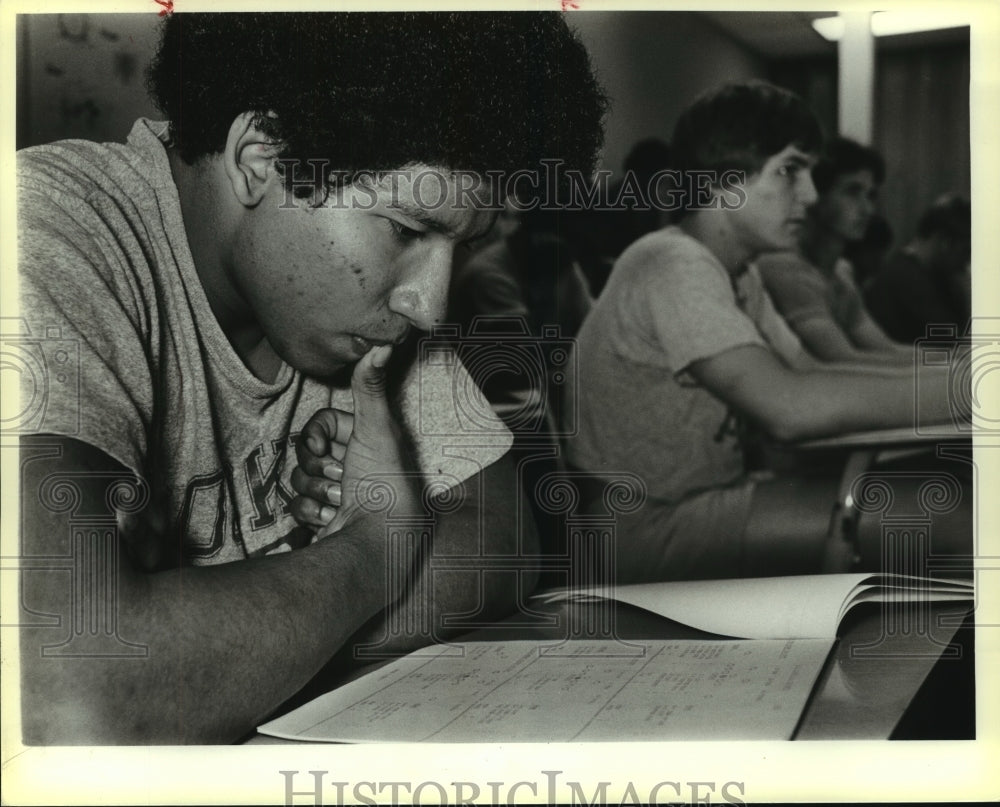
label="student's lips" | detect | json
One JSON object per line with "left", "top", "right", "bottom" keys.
{"left": 350, "top": 333, "right": 407, "bottom": 356}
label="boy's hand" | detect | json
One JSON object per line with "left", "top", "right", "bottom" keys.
{"left": 290, "top": 346, "right": 421, "bottom": 536}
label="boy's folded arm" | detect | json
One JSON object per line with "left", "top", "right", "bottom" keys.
{"left": 338, "top": 451, "right": 539, "bottom": 658}
{"left": 792, "top": 314, "right": 884, "bottom": 363}
{"left": 18, "top": 434, "right": 399, "bottom": 745}
{"left": 787, "top": 304, "right": 912, "bottom": 366}
{"left": 848, "top": 310, "right": 917, "bottom": 357}
{"left": 687, "top": 343, "right": 956, "bottom": 443}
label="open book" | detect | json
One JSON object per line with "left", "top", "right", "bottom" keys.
{"left": 533, "top": 573, "right": 974, "bottom": 639}
{"left": 257, "top": 574, "right": 972, "bottom": 744}
{"left": 258, "top": 638, "right": 834, "bottom": 743}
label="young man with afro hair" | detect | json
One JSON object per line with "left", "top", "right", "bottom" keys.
{"left": 16, "top": 12, "right": 606, "bottom": 743}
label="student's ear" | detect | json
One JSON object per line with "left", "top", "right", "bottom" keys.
{"left": 223, "top": 111, "right": 283, "bottom": 207}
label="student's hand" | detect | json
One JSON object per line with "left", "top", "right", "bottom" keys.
{"left": 290, "top": 346, "right": 422, "bottom": 537}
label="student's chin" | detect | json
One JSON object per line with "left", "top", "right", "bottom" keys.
{"left": 314, "top": 362, "right": 355, "bottom": 388}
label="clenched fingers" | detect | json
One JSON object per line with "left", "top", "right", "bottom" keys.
{"left": 289, "top": 494, "right": 337, "bottom": 530}
{"left": 291, "top": 464, "right": 343, "bottom": 506}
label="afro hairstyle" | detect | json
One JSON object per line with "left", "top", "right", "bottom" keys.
{"left": 147, "top": 12, "right": 608, "bottom": 197}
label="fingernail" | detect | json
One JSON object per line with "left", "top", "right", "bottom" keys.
{"left": 327, "top": 487, "right": 340, "bottom": 505}
{"left": 307, "top": 436, "right": 324, "bottom": 455}
{"left": 371, "top": 345, "right": 392, "bottom": 368}
{"left": 319, "top": 506, "right": 336, "bottom": 522}
{"left": 323, "top": 463, "right": 342, "bottom": 480}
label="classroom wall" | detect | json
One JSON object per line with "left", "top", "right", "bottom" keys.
{"left": 18, "top": 11, "right": 767, "bottom": 166}
{"left": 569, "top": 12, "right": 767, "bottom": 175}
{"left": 16, "top": 13, "right": 162, "bottom": 150}
{"left": 17, "top": 11, "right": 970, "bottom": 250}
{"left": 875, "top": 42, "right": 971, "bottom": 247}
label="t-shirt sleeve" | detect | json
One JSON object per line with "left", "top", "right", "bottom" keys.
{"left": 743, "top": 264, "right": 809, "bottom": 367}
{"left": 396, "top": 344, "right": 513, "bottom": 490}
{"left": 757, "top": 251, "right": 830, "bottom": 327}
{"left": 16, "top": 157, "right": 153, "bottom": 475}
{"left": 625, "top": 239, "right": 765, "bottom": 374}
{"left": 831, "top": 259, "right": 867, "bottom": 331}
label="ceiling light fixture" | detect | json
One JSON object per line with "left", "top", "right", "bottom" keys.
{"left": 812, "top": 11, "right": 972, "bottom": 41}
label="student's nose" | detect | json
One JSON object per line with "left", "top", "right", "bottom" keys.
{"left": 798, "top": 172, "right": 818, "bottom": 207}
{"left": 388, "top": 246, "right": 453, "bottom": 331}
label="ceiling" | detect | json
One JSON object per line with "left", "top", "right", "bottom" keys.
{"left": 699, "top": 11, "right": 836, "bottom": 58}
{"left": 698, "top": 11, "right": 970, "bottom": 59}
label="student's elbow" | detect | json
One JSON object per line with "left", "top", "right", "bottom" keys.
{"left": 750, "top": 399, "right": 819, "bottom": 444}
{"left": 20, "top": 656, "right": 134, "bottom": 744}
{"left": 765, "top": 416, "right": 816, "bottom": 443}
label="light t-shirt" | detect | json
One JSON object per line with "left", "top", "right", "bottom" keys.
{"left": 756, "top": 249, "right": 867, "bottom": 335}
{"left": 566, "top": 226, "right": 804, "bottom": 505}
{"left": 17, "top": 119, "right": 511, "bottom": 569}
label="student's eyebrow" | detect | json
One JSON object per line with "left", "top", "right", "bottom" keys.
{"left": 386, "top": 200, "right": 458, "bottom": 236}
{"left": 389, "top": 199, "right": 494, "bottom": 242}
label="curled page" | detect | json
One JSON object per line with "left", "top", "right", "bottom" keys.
{"left": 534, "top": 573, "right": 973, "bottom": 639}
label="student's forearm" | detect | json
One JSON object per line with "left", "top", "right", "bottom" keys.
{"left": 810, "top": 338, "right": 912, "bottom": 367}
{"left": 349, "top": 518, "right": 538, "bottom": 656}
{"left": 820, "top": 359, "right": 914, "bottom": 377}
{"left": 342, "top": 459, "right": 540, "bottom": 657}
{"left": 842, "top": 347, "right": 913, "bottom": 367}
{"left": 790, "top": 347, "right": 908, "bottom": 377}
{"left": 694, "top": 346, "right": 964, "bottom": 444}
{"left": 21, "top": 516, "right": 391, "bottom": 744}
{"left": 771, "top": 364, "right": 960, "bottom": 441}
{"left": 795, "top": 320, "right": 910, "bottom": 367}
{"left": 851, "top": 313, "right": 915, "bottom": 355}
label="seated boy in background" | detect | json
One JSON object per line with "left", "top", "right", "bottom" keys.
{"left": 864, "top": 193, "right": 971, "bottom": 343}
{"left": 565, "top": 81, "right": 968, "bottom": 584}
{"left": 16, "top": 12, "right": 606, "bottom": 743}
{"left": 756, "top": 137, "right": 914, "bottom": 364}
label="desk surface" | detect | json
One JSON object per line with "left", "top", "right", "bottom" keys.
{"left": 795, "top": 424, "right": 972, "bottom": 451}
{"left": 250, "top": 598, "right": 973, "bottom": 743}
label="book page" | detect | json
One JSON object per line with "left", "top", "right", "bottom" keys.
{"left": 535, "top": 574, "right": 972, "bottom": 639}
{"left": 259, "top": 639, "right": 833, "bottom": 743}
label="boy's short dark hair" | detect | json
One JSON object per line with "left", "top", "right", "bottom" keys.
{"left": 811, "top": 136, "right": 886, "bottom": 194}
{"left": 916, "top": 193, "right": 971, "bottom": 242}
{"left": 669, "top": 81, "right": 823, "bottom": 180}
{"left": 622, "top": 138, "right": 672, "bottom": 181}
{"left": 148, "top": 12, "right": 607, "bottom": 196}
